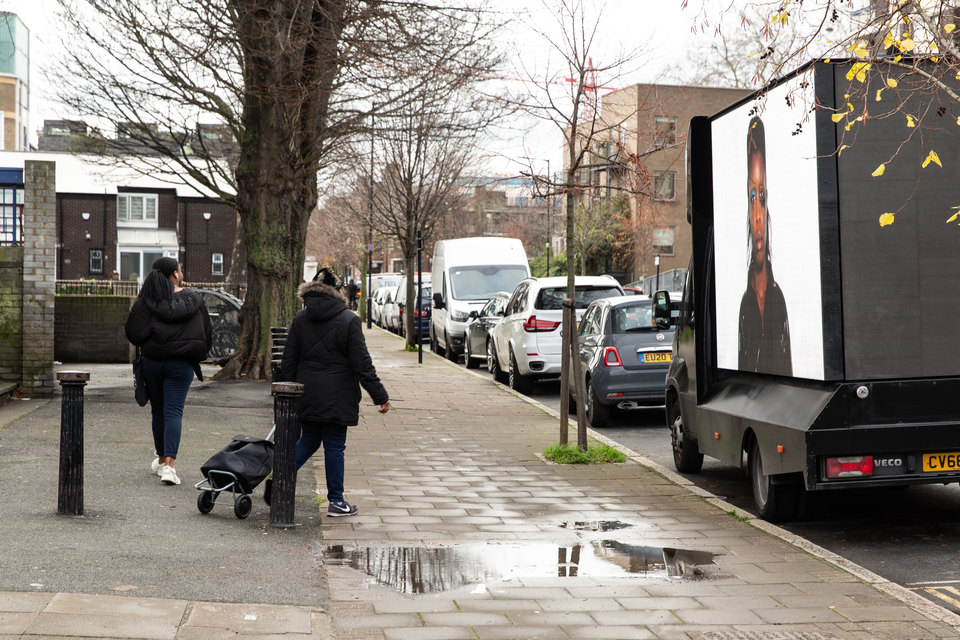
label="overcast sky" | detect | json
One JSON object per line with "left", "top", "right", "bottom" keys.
{"left": 7, "top": 0, "right": 717, "bottom": 175}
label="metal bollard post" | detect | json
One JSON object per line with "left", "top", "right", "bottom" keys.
{"left": 57, "top": 371, "right": 89, "bottom": 516}
{"left": 271, "top": 381, "right": 303, "bottom": 528}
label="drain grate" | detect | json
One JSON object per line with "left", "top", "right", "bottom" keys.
{"left": 691, "top": 632, "right": 841, "bottom": 640}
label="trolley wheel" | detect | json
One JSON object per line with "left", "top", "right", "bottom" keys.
{"left": 234, "top": 494, "right": 252, "bottom": 519}
{"left": 197, "top": 490, "right": 215, "bottom": 514}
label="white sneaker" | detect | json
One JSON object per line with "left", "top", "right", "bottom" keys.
{"left": 160, "top": 465, "right": 181, "bottom": 485}
{"left": 150, "top": 458, "right": 163, "bottom": 476}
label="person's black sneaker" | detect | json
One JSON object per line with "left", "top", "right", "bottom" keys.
{"left": 263, "top": 478, "right": 272, "bottom": 506}
{"left": 327, "top": 500, "right": 358, "bottom": 517}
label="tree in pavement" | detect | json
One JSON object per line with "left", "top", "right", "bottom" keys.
{"left": 504, "top": 0, "right": 647, "bottom": 449}
{"left": 51, "top": 0, "right": 498, "bottom": 379}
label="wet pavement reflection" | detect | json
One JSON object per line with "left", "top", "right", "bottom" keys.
{"left": 322, "top": 541, "right": 719, "bottom": 594}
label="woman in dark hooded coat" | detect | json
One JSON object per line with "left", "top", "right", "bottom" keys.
{"left": 278, "top": 267, "right": 390, "bottom": 516}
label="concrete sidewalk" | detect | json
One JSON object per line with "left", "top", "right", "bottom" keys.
{"left": 1, "top": 324, "right": 959, "bottom": 639}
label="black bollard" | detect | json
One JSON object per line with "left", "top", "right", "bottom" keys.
{"left": 57, "top": 371, "right": 89, "bottom": 516}
{"left": 270, "top": 381, "right": 303, "bottom": 528}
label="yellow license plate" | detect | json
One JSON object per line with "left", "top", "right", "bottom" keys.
{"left": 642, "top": 352, "right": 672, "bottom": 364}
{"left": 923, "top": 452, "right": 960, "bottom": 472}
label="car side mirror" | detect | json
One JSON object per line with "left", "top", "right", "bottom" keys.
{"left": 653, "top": 290, "right": 672, "bottom": 328}
{"left": 468, "top": 310, "right": 479, "bottom": 319}
{"left": 432, "top": 292, "right": 444, "bottom": 309}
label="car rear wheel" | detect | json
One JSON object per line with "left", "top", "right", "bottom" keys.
{"left": 508, "top": 351, "right": 534, "bottom": 395}
{"left": 464, "top": 336, "right": 479, "bottom": 368}
{"left": 487, "top": 339, "right": 506, "bottom": 383}
{"left": 585, "top": 379, "right": 609, "bottom": 428}
{"left": 669, "top": 397, "right": 703, "bottom": 473}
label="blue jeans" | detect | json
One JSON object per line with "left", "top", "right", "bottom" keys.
{"left": 295, "top": 421, "right": 348, "bottom": 502}
{"left": 142, "top": 357, "right": 195, "bottom": 459}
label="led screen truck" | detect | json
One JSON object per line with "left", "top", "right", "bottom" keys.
{"left": 654, "top": 59, "right": 960, "bottom": 522}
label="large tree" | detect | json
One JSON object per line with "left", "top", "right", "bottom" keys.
{"left": 52, "top": 0, "right": 497, "bottom": 379}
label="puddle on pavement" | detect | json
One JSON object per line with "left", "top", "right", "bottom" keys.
{"left": 323, "top": 542, "right": 718, "bottom": 594}
{"left": 560, "top": 520, "right": 633, "bottom": 532}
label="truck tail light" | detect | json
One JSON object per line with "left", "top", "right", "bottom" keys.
{"left": 825, "top": 456, "right": 874, "bottom": 478}
{"left": 603, "top": 346, "right": 622, "bottom": 367}
{"left": 523, "top": 316, "right": 561, "bottom": 332}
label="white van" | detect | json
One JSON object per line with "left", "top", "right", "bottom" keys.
{"left": 430, "top": 237, "right": 530, "bottom": 361}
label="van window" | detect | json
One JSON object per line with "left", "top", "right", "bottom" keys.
{"left": 449, "top": 265, "right": 529, "bottom": 301}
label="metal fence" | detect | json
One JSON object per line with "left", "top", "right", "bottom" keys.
{"left": 641, "top": 267, "right": 687, "bottom": 296}
{"left": 55, "top": 280, "right": 247, "bottom": 301}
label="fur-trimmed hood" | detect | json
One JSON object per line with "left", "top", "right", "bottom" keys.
{"left": 298, "top": 281, "right": 349, "bottom": 322}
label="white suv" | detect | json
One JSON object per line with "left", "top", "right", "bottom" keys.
{"left": 488, "top": 275, "right": 624, "bottom": 393}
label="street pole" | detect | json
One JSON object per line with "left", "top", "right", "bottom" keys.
{"left": 417, "top": 229, "right": 423, "bottom": 364}
{"left": 655, "top": 254, "right": 661, "bottom": 292}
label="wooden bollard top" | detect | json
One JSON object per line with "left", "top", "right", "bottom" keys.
{"left": 272, "top": 382, "right": 304, "bottom": 396}
{"left": 56, "top": 371, "right": 90, "bottom": 383}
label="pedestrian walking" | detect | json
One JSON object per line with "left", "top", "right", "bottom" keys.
{"left": 346, "top": 279, "right": 359, "bottom": 311}
{"left": 277, "top": 267, "right": 390, "bottom": 516}
{"left": 125, "top": 257, "right": 211, "bottom": 486}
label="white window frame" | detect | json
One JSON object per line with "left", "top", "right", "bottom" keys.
{"left": 89, "top": 249, "right": 104, "bottom": 274}
{"left": 652, "top": 226, "right": 677, "bottom": 257}
{"left": 117, "top": 193, "right": 158, "bottom": 228}
{"left": 211, "top": 252, "right": 224, "bottom": 276}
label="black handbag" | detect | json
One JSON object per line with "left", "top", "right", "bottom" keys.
{"left": 133, "top": 347, "right": 149, "bottom": 407}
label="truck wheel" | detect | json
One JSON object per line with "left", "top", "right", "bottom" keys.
{"left": 509, "top": 351, "right": 534, "bottom": 395}
{"left": 749, "top": 438, "right": 798, "bottom": 522}
{"left": 670, "top": 401, "right": 703, "bottom": 473}
{"left": 586, "top": 379, "right": 609, "bottom": 428}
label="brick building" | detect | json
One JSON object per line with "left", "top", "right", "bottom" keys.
{"left": 566, "top": 83, "right": 751, "bottom": 286}
{"left": 0, "top": 151, "right": 237, "bottom": 284}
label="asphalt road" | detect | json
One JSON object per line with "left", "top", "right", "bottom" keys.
{"left": 438, "top": 343, "right": 960, "bottom": 615}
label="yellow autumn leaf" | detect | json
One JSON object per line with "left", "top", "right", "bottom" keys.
{"left": 847, "top": 101, "right": 854, "bottom": 111}
{"left": 876, "top": 89, "right": 884, "bottom": 101}
{"left": 845, "top": 121, "right": 855, "bottom": 131}
{"left": 887, "top": 78, "right": 898, "bottom": 88}
{"left": 855, "top": 43, "right": 869, "bottom": 57}
{"left": 922, "top": 149, "right": 942, "bottom": 168}
{"left": 748, "top": 50, "right": 758, "bottom": 58}
{"left": 956, "top": 115, "right": 960, "bottom": 125}
{"left": 872, "top": 164, "right": 886, "bottom": 177}
{"left": 879, "top": 213, "right": 896, "bottom": 227}
{"left": 900, "top": 38, "right": 915, "bottom": 52}
{"left": 906, "top": 114, "right": 916, "bottom": 128}
{"left": 883, "top": 32, "right": 895, "bottom": 48}
{"left": 893, "top": 54, "right": 902, "bottom": 62}
{"left": 824, "top": 58, "right": 831, "bottom": 63}
{"left": 947, "top": 211, "right": 959, "bottom": 223}
{"left": 946, "top": 24, "right": 956, "bottom": 34}
{"left": 838, "top": 145, "right": 849, "bottom": 155}
{"left": 831, "top": 113, "right": 845, "bottom": 123}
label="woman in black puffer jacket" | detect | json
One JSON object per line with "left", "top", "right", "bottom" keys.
{"left": 125, "top": 257, "right": 211, "bottom": 486}
{"left": 277, "top": 267, "right": 389, "bottom": 517}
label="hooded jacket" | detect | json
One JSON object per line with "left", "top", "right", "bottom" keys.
{"left": 277, "top": 281, "right": 389, "bottom": 425}
{"left": 125, "top": 290, "right": 212, "bottom": 379}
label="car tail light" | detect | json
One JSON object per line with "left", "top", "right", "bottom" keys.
{"left": 523, "top": 315, "right": 561, "bottom": 332}
{"left": 603, "top": 346, "right": 622, "bottom": 367}
{"left": 825, "top": 456, "right": 874, "bottom": 478}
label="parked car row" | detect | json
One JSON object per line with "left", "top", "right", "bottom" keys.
{"left": 372, "top": 274, "right": 432, "bottom": 341}
{"left": 369, "top": 236, "right": 675, "bottom": 428}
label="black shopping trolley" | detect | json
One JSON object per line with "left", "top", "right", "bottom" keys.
{"left": 195, "top": 426, "right": 274, "bottom": 519}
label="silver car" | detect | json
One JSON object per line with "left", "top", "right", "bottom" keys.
{"left": 488, "top": 275, "right": 624, "bottom": 393}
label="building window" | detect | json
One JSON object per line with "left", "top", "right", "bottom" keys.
{"left": 652, "top": 227, "right": 676, "bottom": 256}
{"left": 89, "top": 249, "right": 104, "bottom": 274}
{"left": 653, "top": 171, "right": 676, "bottom": 201}
{"left": 117, "top": 193, "right": 158, "bottom": 227}
{"left": 211, "top": 253, "right": 224, "bottom": 276}
{"left": 654, "top": 116, "right": 677, "bottom": 147}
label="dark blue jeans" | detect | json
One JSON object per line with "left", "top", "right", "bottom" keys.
{"left": 295, "top": 421, "right": 348, "bottom": 502}
{"left": 142, "top": 357, "right": 195, "bottom": 459}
